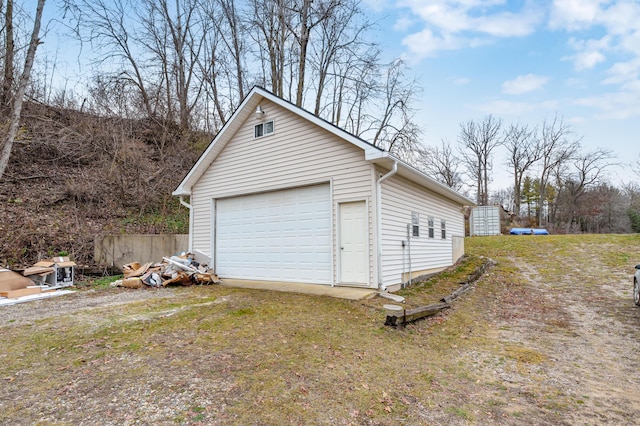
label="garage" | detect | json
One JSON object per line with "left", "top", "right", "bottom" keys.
{"left": 215, "top": 184, "right": 332, "bottom": 284}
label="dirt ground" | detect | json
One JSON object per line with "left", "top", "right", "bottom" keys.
{"left": 466, "top": 242, "right": 640, "bottom": 425}
{"left": 1, "top": 236, "right": 640, "bottom": 425}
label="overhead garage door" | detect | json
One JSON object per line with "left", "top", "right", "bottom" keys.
{"left": 215, "top": 184, "right": 332, "bottom": 284}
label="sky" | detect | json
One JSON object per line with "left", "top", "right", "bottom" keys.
{"left": 36, "top": 0, "right": 640, "bottom": 193}
{"left": 364, "top": 0, "right": 640, "bottom": 191}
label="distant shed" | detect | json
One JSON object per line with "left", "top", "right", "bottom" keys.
{"left": 469, "top": 206, "right": 501, "bottom": 236}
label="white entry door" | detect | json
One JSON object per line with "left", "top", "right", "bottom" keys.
{"left": 339, "top": 201, "right": 368, "bottom": 285}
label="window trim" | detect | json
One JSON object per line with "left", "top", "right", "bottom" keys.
{"left": 428, "top": 216, "right": 434, "bottom": 239}
{"left": 441, "top": 219, "right": 446, "bottom": 239}
{"left": 254, "top": 120, "right": 275, "bottom": 138}
{"left": 411, "top": 212, "right": 419, "bottom": 238}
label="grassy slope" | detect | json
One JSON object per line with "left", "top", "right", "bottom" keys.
{"left": 1, "top": 234, "right": 639, "bottom": 424}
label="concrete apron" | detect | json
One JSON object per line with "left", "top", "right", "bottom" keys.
{"left": 219, "top": 279, "right": 378, "bottom": 300}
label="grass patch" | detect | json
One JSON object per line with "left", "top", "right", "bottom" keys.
{"left": 503, "top": 344, "right": 547, "bottom": 364}
{"left": 3, "top": 235, "right": 640, "bottom": 424}
{"left": 75, "top": 274, "right": 123, "bottom": 289}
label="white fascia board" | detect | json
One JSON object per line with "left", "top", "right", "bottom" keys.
{"left": 367, "top": 151, "right": 476, "bottom": 206}
{"left": 259, "top": 90, "right": 383, "bottom": 157}
{"left": 173, "top": 87, "right": 383, "bottom": 196}
{"left": 172, "top": 89, "right": 262, "bottom": 196}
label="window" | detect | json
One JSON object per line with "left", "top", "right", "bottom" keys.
{"left": 411, "top": 212, "right": 419, "bottom": 237}
{"left": 441, "top": 219, "right": 446, "bottom": 239}
{"left": 428, "top": 216, "right": 434, "bottom": 238}
{"left": 254, "top": 120, "right": 274, "bottom": 138}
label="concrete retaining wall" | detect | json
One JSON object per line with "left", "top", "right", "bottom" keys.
{"left": 95, "top": 234, "right": 189, "bottom": 268}
{"left": 452, "top": 236, "right": 465, "bottom": 262}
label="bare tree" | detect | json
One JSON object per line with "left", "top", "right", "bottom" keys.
{"left": 537, "top": 115, "right": 580, "bottom": 225}
{"left": 336, "top": 51, "right": 377, "bottom": 135}
{"left": 310, "top": 0, "right": 369, "bottom": 116}
{"left": 363, "top": 59, "right": 422, "bottom": 160}
{"left": 1, "top": 0, "right": 14, "bottom": 111}
{"left": 62, "top": 0, "right": 423, "bottom": 159}
{"left": 217, "top": 0, "right": 246, "bottom": 100}
{"left": 458, "top": 115, "right": 503, "bottom": 205}
{"left": 504, "top": 123, "right": 541, "bottom": 216}
{"left": 74, "top": 0, "right": 161, "bottom": 120}
{"left": 249, "top": 0, "right": 291, "bottom": 98}
{"left": 556, "top": 148, "right": 615, "bottom": 231}
{"left": 288, "top": 0, "right": 340, "bottom": 106}
{"left": 0, "top": 0, "right": 46, "bottom": 180}
{"left": 419, "top": 139, "right": 465, "bottom": 191}
{"left": 196, "top": 2, "right": 227, "bottom": 129}
{"left": 140, "top": 0, "right": 205, "bottom": 131}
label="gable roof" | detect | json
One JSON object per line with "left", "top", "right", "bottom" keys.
{"left": 173, "top": 86, "right": 474, "bottom": 206}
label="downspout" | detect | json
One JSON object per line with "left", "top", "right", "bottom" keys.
{"left": 376, "top": 161, "right": 397, "bottom": 291}
{"left": 179, "top": 195, "right": 193, "bottom": 252}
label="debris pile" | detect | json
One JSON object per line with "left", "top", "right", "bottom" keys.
{"left": 1, "top": 268, "right": 42, "bottom": 299}
{"left": 1, "top": 256, "right": 77, "bottom": 305}
{"left": 112, "top": 253, "right": 220, "bottom": 289}
{"left": 23, "top": 256, "right": 77, "bottom": 288}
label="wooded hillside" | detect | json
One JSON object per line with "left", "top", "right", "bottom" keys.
{"left": 0, "top": 100, "right": 206, "bottom": 266}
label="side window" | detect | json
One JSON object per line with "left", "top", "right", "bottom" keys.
{"left": 411, "top": 212, "right": 419, "bottom": 237}
{"left": 441, "top": 219, "right": 446, "bottom": 239}
{"left": 428, "top": 216, "right": 434, "bottom": 238}
{"left": 254, "top": 120, "right": 274, "bottom": 138}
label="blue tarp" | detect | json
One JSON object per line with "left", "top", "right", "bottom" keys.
{"left": 509, "top": 228, "right": 549, "bottom": 235}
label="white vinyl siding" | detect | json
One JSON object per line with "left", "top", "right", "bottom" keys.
{"left": 379, "top": 173, "right": 465, "bottom": 288}
{"left": 190, "top": 99, "right": 375, "bottom": 286}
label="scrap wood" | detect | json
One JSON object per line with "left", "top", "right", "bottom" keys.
{"left": 163, "top": 256, "right": 198, "bottom": 273}
{"left": 141, "top": 270, "right": 163, "bottom": 287}
{"left": 162, "top": 272, "right": 192, "bottom": 287}
{"left": 440, "top": 257, "right": 496, "bottom": 304}
{"left": 121, "top": 278, "right": 144, "bottom": 289}
{"left": 22, "top": 266, "right": 55, "bottom": 277}
{"left": 0, "top": 287, "right": 43, "bottom": 299}
{"left": 0, "top": 289, "right": 75, "bottom": 306}
{"left": 191, "top": 272, "right": 220, "bottom": 284}
{"left": 123, "top": 262, "right": 153, "bottom": 278}
{"left": 116, "top": 252, "right": 219, "bottom": 289}
{"left": 384, "top": 302, "right": 450, "bottom": 328}
{"left": 0, "top": 268, "right": 37, "bottom": 291}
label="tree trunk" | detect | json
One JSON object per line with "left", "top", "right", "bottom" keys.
{"left": 0, "top": 0, "right": 46, "bottom": 180}
{"left": 2, "top": 0, "right": 14, "bottom": 111}
{"left": 295, "top": 0, "right": 311, "bottom": 106}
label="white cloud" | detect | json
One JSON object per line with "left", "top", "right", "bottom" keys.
{"left": 473, "top": 99, "right": 558, "bottom": 115}
{"left": 397, "top": 0, "right": 543, "bottom": 58}
{"left": 549, "top": 0, "right": 603, "bottom": 30}
{"left": 599, "top": 1, "right": 640, "bottom": 36}
{"left": 402, "top": 29, "right": 466, "bottom": 57}
{"left": 361, "top": 0, "right": 390, "bottom": 13}
{"left": 553, "top": 1, "right": 640, "bottom": 76}
{"left": 453, "top": 77, "right": 471, "bottom": 85}
{"left": 574, "top": 87, "right": 640, "bottom": 119}
{"left": 564, "top": 36, "right": 610, "bottom": 71}
{"left": 567, "top": 116, "right": 587, "bottom": 124}
{"left": 602, "top": 58, "right": 640, "bottom": 85}
{"left": 502, "top": 74, "right": 549, "bottom": 95}
{"left": 565, "top": 77, "right": 588, "bottom": 88}
{"left": 473, "top": 11, "right": 540, "bottom": 37}
{"left": 393, "top": 14, "right": 417, "bottom": 32}
{"left": 572, "top": 50, "right": 607, "bottom": 71}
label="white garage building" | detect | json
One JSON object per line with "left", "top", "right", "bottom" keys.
{"left": 173, "top": 87, "right": 473, "bottom": 292}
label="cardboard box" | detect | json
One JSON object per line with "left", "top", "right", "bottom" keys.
{"left": 32, "top": 257, "right": 77, "bottom": 288}
{"left": 0, "top": 269, "right": 35, "bottom": 291}
{"left": 0, "top": 287, "right": 42, "bottom": 299}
